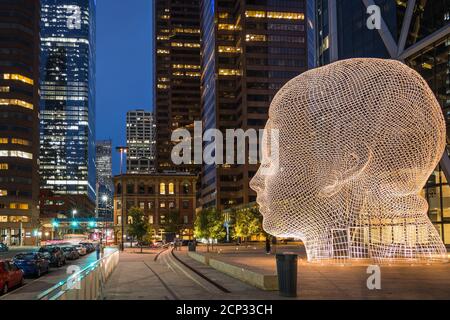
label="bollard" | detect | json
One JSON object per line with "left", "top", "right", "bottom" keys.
{"left": 276, "top": 252, "right": 298, "bottom": 297}
{"left": 188, "top": 241, "right": 196, "bottom": 252}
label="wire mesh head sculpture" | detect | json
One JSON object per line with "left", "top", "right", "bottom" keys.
{"left": 250, "top": 58, "right": 448, "bottom": 264}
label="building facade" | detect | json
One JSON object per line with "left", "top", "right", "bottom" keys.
{"left": 95, "top": 140, "right": 113, "bottom": 218}
{"left": 154, "top": 0, "right": 202, "bottom": 173}
{"left": 113, "top": 173, "right": 197, "bottom": 241}
{"left": 0, "top": 0, "right": 40, "bottom": 246}
{"left": 315, "top": 0, "right": 450, "bottom": 244}
{"left": 126, "top": 110, "right": 156, "bottom": 174}
{"left": 200, "top": 0, "right": 308, "bottom": 210}
{"left": 39, "top": 0, "right": 96, "bottom": 201}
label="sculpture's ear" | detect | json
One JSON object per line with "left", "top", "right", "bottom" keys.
{"left": 319, "top": 143, "right": 373, "bottom": 197}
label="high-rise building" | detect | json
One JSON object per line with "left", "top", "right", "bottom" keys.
{"left": 39, "top": 0, "right": 96, "bottom": 201}
{"left": 0, "top": 0, "right": 40, "bottom": 246}
{"left": 126, "top": 110, "right": 156, "bottom": 173}
{"left": 154, "top": 0, "right": 201, "bottom": 173}
{"left": 96, "top": 140, "right": 113, "bottom": 218}
{"left": 200, "top": 0, "right": 308, "bottom": 210}
{"left": 315, "top": 0, "right": 450, "bottom": 244}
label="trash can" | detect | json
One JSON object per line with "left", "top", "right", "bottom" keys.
{"left": 188, "top": 241, "right": 196, "bottom": 252}
{"left": 276, "top": 253, "right": 298, "bottom": 297}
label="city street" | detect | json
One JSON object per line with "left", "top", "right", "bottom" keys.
{"left": 0, "top": 248, "right": 115, "bottom": 300}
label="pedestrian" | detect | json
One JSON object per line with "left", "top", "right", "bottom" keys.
{"left": 265, "top": 236, "right": 271, "bottom": 254}
{"left": 96, "top": 243, "right": 101, "bottom": 260}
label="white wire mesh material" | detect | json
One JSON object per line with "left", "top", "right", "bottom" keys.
{"left": 250, "top": 58, "right": 448, "bottom": 264}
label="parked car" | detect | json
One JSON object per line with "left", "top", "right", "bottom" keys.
{"left": 79, "top": 242, "right": 95, "bottom": 253}
{"left": 0, "top": 243, "right": 8, "bottom": 252}
{"left": 73, "top": 245, "right": 87, "bottom": 256}
{"left": 38, "top": 246, "right": 66, "bottom": 267}
{"left": 0, "top": 260, "right": 23, "bottom": 295}
{"left": 61, "top": 246, "right": 79, "bottom": 260}
{"left": 13, "top": 252, "right": 50, "bottom": 277}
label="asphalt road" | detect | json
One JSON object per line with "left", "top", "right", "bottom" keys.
{"left": 1, "top": 248, "right": 113, "bottom": 300}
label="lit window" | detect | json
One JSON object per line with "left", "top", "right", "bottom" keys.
{"left": 218, "top": 46, "right": 241, "bottom": 53}
{"left": 157, "top": 49, "right": 169, "bottom": 55}
{"left": 0, "top": 150, "right": 32, "bottom": 159}
{"left": 3, "top": 74, "right": 34, "bottom": 85}
{"left": 0, "top": 190, "right": 7, "bottom": 197}
{"left": 245, "top": 11, "right": 266, "bottom": 18}
{"left": 0, "top": 163, "right": 8, "bottom": 170}
{"left": 160, "top": 202, "right": 166, "bottom": 208}
{"left": 0, "top": 216, "right": 7, "bottom": 223}
{"left": 169, "top": 183, "right": 174, "bottom": 195}
{"left": 245, "top": 34, "right": 267, "bottom": 42}
{"left": 219, "top": 12, "right": 229, "bottom": 19}
{"left": 218, "top": 24, "right": 237, "bottom": 30}
{"left": 160, "top": 182, "right": 166, "bottom": 195}
{"left": 185, "top": 72, "right": 200, "bottom": 77}
{"left": 9, "top": 203, "right": 29, "bottom": 210}
{"left": 0, "top": 99, "right": 33, "bottom": 110}
{"left": 219, "top": 69, "right": 241, "bottom": 76}
{"left": 8, "top": 216, "right": 29, "bottom": 222}
{"left": 267, "top": 12, "right": 305, "bottom": 20}
{"left": 0, "top": 86, "right": 9, "bottom": 92}
{"left": 11, "top": 138, "right": 31, "bottom": 146}
{"left": 149, "top": 215, "right": 154, "bottom": 224}
{"left": 0, "top": 138, "right": 7, "bottom": 144}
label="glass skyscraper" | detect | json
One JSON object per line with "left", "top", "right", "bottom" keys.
{"left": 315, "top": 0, "right": 450, "bottom": 244}
{"left": 95, "top": 140, "right": 113, "bottom": 218}
{"left": 39, "top": 0, "right": 96, "bottom": 201}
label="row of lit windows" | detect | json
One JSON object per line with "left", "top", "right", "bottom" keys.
{"left": 172, "top": 64, "right": 200, "bottom": 70}
{"left": 0, "top": 215, "right": 30, "bottom": 223}
{"left": 0, "top": 86, "right": 9, "bottom": 92}
{"left": 218, "top": 23, "right": 240, "bottom": 31}
{"left": 245, "top": 34, "right": 305, "bottom": 43}
{"left": 0, "top": 150, "right": 33, "bottom": 159}
{"left": 0, "top": 99, "right": 33, "bottom": 110}
{"left": 218, "top": 46, "right": 241, "bottom": 53}
{"left": 0, "top": 203, "right": 29, "bottom": 210}
{"left": 172, "top": 71, "right": 201, "bottom": 77}
{"left": 157, "top": 49, "right": 170, "bottom": 55}
{"left": 0, "top": 138, "right": 31, "bottom": 146}
{"left": 2, "top": 74, "right": 34, "bottom": 85}
{"left": 159, "top": 182, "right": 175, "bottom": 195}
{"left": 171, "top": 42, "right": 200, "bottom": 48}
{"left": 219, "top": 69, "right": 242, "bottom": 76}
{"left": 245, "top": 10, "right": 304, "bottom": 20}
{"left": 173, "top": 28, "right": 200, "bottom": 34}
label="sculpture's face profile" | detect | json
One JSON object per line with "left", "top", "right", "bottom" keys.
{"left": 250, "top": 58, "right": 447, "bottom": 262}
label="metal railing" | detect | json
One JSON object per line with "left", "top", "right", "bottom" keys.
{"left": 37, "top": 249, "right": 119, "bottom": 300}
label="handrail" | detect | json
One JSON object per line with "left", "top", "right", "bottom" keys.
{"left": 37, "top": 249, "right": 119, "bottom": 300}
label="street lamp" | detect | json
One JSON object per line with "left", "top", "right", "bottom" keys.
{"left": 101, "top": 194, "right": 108, "bottom": 244}
{"left": 72, "top": 209, "right": 77, "bottom": 233}
{"left": 116, "top": 146, "right": 128, "bottom": 251}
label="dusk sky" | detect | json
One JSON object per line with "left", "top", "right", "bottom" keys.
{"left": 96, "top": 0, "right": 153, "bottom": 175}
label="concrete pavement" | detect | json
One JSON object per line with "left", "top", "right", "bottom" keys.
{"left": 192, "top": 244, "right": 450, "bottom": 300}
{"left": 103, "top": 247, "right": 281, "bottom": 300}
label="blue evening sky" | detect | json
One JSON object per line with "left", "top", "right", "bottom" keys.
{"left": 96, "top": 0, "right": 153, "bottom": 175}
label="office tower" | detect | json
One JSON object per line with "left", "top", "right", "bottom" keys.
{"left": 39, "top": 0, "right": 96, "bottom": 201}
{"left": 154, "top": 0, "right": 201, "bottom": 172}
{"left": 126, "top": 110, "right": 156, "bottom": 173}
{"left": 200, "top": 0, "right": 308, "bottom": 210}
{"left": 96, "top": 140, "right": 113, "bottom": 218}
{"left": 0, "top": 0, "right": 40, "bottom": 245}
{"left": 315, "top": 0, "right": 450, "bottom": 243}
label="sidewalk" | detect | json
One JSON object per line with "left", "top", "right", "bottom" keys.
{"left": 191, "top": 244, "right": 450, "bottom": 299}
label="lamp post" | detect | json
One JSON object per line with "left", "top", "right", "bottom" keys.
{"left": 101, "top": 194, "right": 108, "bottom": 244}
{"left": 72, "top": 209, "right": 77, "bottom": 233}
{"left": 116, "top": 146, "right": 128, "bottom": 251}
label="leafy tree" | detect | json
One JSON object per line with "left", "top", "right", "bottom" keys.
{"left": 161, "top": 210, "right": 182, "bottom": 235}
{"left": 194, "top": 207, "right": 225, "bottom": 251}
{"left": 233, "top": 206, "right": 263, "bottom": 243}
{"left": 127, "top": 207, "right": 148, "bottom": 253}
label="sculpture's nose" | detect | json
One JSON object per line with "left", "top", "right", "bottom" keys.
{"left": 250, "top": 169, "right": 264, "bottom": 193}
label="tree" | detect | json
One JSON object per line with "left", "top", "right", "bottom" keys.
{"left": 161, "top": 210, "right": 182, "bottom": 235}
{"left": 194, "top": 207, "right": 225, "bottom": 251}
{"left": 233, "top": 206, "right": 263, "bottom": 243}
{"left": 127, "top": 207, "right": 148, "bottom": 253}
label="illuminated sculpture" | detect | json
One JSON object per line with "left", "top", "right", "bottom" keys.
{"left": 250, "top": 58, "right": 448, "bottom": 263}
